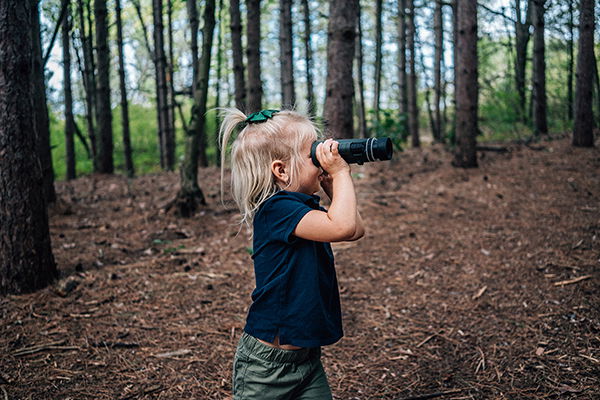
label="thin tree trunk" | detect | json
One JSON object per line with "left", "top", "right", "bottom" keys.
{"left": 453, "top": 0, "right": 478, "bottom": 168}
{"left": 116, "top": 0, "right": 134, "bottom": 177}
{"left": 531, "top": 0, "right": 547, "bottom": 136}
{"left": 514, "top": 0, "right": 532, "bottom": 123}
{"left": 406, "top": 0, "right": 419, "bottom": 147}
{"left": 94, "top": 0, "right": 114, "bottom": 173}
{"left": 372, "top": 0, "right": 383, "bottom": 126}
{"left": 215, "top": 0, "right": 224, "bottom": 166}
{"left": 62, "top": 0, "right": 76, "bottom": 180}
{"left": 280, "top": 0, "right": 295, "bottom": 108}
{"left": 187, "top": 0, "right": 199, "bottom": 94}
{"left": 32, "top": 0, "right": 56, "bottom": 203}
{"left": 175, "top": 0, "right": 216, "bottom": 217}
{"left": 397, "top": 0, "right": 408, "bottom": 131}
{"left": 167, "top": 0, "right": 178, "bottom": 167}
{"left": 567, "top": 0, "right": 574, "bottom": 121}
{"left": 355, "top": 2, "right": 367, "bottom": 138}
{"left": 229, "top": 0, "right": 246, "bottom": 111}
{"left": 301, "top": 0, "right": 316, "bottom": 115}
{"left": 324, "top": 0, "right": 357, "bottom": 139}
{"left": 0, "top": 0, "right": 57, "bottom": 294}
{"left": 433, "top": 0, "right": 444, "bottom": 142}
{"left": 572, "top": 0, "right": 595, "bottom": 147}
{"left": 246, "top": 0, "right": 262, "bottom": 112}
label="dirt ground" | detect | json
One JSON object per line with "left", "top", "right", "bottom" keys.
{"left": 1, "top": 136, "right": 599, "bottom": 399}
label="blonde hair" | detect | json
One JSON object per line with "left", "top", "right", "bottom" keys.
{"left": 218, "top": 108, "right": 320, "bottom": 226}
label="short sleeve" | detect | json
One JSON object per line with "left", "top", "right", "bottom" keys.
{"left": 259, "top": 193, "right": 314, "bottom": 244}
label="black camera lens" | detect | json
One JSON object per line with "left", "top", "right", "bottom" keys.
{"left": 310, "top": 137, "right": 393, "bottom": 168}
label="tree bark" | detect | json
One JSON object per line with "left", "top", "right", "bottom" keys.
{"left": 0, "top": 0, "right": 57, "bottom": 295}
{"left": 453, "top": 0, "right": 478, "bottom": 168}
{"left": 62, "top": 0, "right": 76, "bottom": 180}
{"left": 229, "top": 0, "right": 246, "bottom": 111}
{"left": 433, "top": 0, "right": 444, "bottom": 142}
{"left": 187, "top": 0, "right": 199, "bottom": 94}
{"left": 94, "top": 0, "right": 114, "bottom": 173}
{"left": 572, "top": 0, "right": 595, "bottom": 147}
{"left": 301, "top": 0, "right": 316, "bottom": 116}
{"left": 175, "top": 0, "right": 215, "bottom": 217}
{"left": 279, "top": 0, "right": 295, "bottom": 108}
{"left": 324, "top": 0, "right": 357, "bottom": 139}
{"left": 566, "top": 0, "right": 574, "bottom": 121}
{"left": 531, "top": 0, "right": 547, "bottom": 136}
{"left": 153, "top": 0, "right": 173, "bottom": 170}
{"left": 31, "top": 0, "right": 56, "bottom": 203}
{"left": 355, "top": 2, "right": 367, "bottom": 138}
{"left": 167, "top": 0, "right": 179, "bottom": 167}
{"left": 246, "top": 0, "right": 262, "bottom": 112}
{"left": 397, "top": 0, "right": 408, "bottom": 131}
{"left": 215, "top": 0, "right": 224, "bottom": 165}
{"left": 406, "top": 0, "right": 419, "bottom": 147}
{"left": 514, "top": 0, "right": 532, "bottom": 123}
{"left": 372, "top": 0, "right": 383, "bottom": 126}
{"left": 116, "top": 0, "right": 134, "bottom": 177}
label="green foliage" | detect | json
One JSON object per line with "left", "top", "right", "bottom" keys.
{"left": 368, "top": 109, "right": 408, "bottom": 151}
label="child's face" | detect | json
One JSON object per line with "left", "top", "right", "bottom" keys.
{"left": 293, "top": 140, "right": 322, "bottom": 195}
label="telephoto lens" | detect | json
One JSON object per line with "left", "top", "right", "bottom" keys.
{"left": 310, "top": 137, "right": 393, "bottom": 168}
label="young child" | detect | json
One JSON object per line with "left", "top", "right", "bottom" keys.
{"left": 219, "top": 108, "right": 365, "bottom": 399}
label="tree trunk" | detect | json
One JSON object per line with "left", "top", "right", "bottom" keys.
{"left": 215, "top": 0, "right": 224, "bottom": 165}
{"left": 514, "top": 0, "right": 531, "bottom": 123}
{"left": 62, "top": 0, "right": 76, "bottom": 180}
{"left": 355, "top": 2, "right": 367, "bottom": 138}
{"left": 301, "top": 0, "right": 316, "bottom": 115}
{"left": 279, "top": 0, "right": 295, "bottom": 108}
{"left": 531, "top": 0, "right": 547, "bottom": 136}
{"left": 116, "top": 0, "right": 134, "bottom": 177}
{"left": 567, "top": 0, "right": 574, "bottom": 121}
{"left": 229, "top": 0, "right": 246, "bottom": 111}
{"left": 32, "top": 0, "right": 56, "bottom": 203}
{"left": 94, "top": 0, "right": 114, "bottom": 173}
{"left": 153, "top": 0, "right": 173, "bottom": 170}
{"left": 187, "top": 0, "right": 199, "bottom": 94}
{"left": 0, "top": 0, "right": 57, "bottom": 295}
{"left": 397, "top": 0, "right": 408, "bottom": 129}
{"left": 572, "top": 0, "right": 595, "bottom": 147}
{"left": 433, "top": 0, "right": 444, "bottom": 142}
{"left": 246, "top": 0, "right": 262, "bottom": 112}
{"left": 167, "top": 0, "right": 179, "bottom": 167}
{"left": 372, "top": 0, "right": 383, "bottom": 126}
{"left": 406, "top": 0, "right": 419, "bottom": 147}
{"left": 77, "top": 0, "right": 97, "bottom": 167}
{"left": 324, "top": 0, "right": 357, "bottom": 139}
{"left": 453, "top": 0, "right": 478, "bottom": 168}
{"left": 175, "top": 0, "right": 216, "bottom": 217}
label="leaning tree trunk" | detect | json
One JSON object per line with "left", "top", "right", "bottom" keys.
{"left": 324, "top": 0, "right": 358, "bottom": 139}
{"left": 397, "top": 0, "right": 408, "bottom": 127}
{"left": 32, "top": 0, "right": 56, "bottom": 203}
{"left": 531, "top": 0, "right": 548, "bottom": 136}
{"left": 229, "top": 0, "right": 246, "bottom": 111}
{"left": 0, "top": 0, "right": 57, "bottom": 295}
{"left": 246, "top": 0, "right": 262, "bottom": 112}
{"left": 514, "top": 0, "right": 531, "bottom": 123}
{"left": 406, "top": 0, "right": 419, "bottom": 147}
{"left": 355, "top": 2, "right": 367, "bottom": 138}
{"left": 62, "top": 0, "right": 76, "bottom": 180}
{"left": 453, "top": 0, "right": 478, "bottom": 168}
{"left": 372, "top": 0, "right": 383, "bottom": 127}
{"left": 173, "top": 0, "right": 216, "bottom": 217}
{"left": 116, "top": 0, "right": 134, "bottom": 177}
{"left": 301, "top": 0, "right": 316, "bottom": 115}
{"left": 572, "top": 0, "right": 595, "bottom": 147}
{"left": 94, "top": 0, "right": 114, "bottom": 173}
{"left": 433, "top": 0, "right": 444, "bottom": 142}
{"left": 280, "top": 0, "right": 295, "bottom": 108}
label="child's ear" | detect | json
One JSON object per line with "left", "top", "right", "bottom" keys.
{"left": 271, "top": 160, "right": 289, "bottom": 185}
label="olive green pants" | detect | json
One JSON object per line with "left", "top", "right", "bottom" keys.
{"left": 232, "top": 333, "right": 332, "bottom": 400}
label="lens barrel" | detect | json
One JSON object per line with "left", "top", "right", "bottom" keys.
{"left": 310, "top": 137, "right": 393, "bottom": 168}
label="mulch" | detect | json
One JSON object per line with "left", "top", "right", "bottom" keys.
{"left": 1, "top": 135, "right": 598, "bottom": 399}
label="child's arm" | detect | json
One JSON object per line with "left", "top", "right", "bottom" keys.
{"left": 294, "top": 139, "right": 365, "bottom": 242}
{"left": 319, "top": 171, "right": 365, "bottom": 241}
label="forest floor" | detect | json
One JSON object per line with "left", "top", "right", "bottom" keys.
{"left": 1, "top": 135, "right": 599, "bottom": 400}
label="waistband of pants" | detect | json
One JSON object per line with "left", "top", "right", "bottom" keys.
{"left": 239, "top": 332, "right": 319, "bottom": 364}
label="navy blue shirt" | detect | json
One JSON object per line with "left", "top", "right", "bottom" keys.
{"left": 244, "top": 190, "right": 343, "bottom": 348}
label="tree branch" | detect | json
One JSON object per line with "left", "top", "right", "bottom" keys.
{"left": 42, "top": 0, "right": 70, "bottom": 67}
{"left": 477, "top": 2, "right": 516, "bottom": 24}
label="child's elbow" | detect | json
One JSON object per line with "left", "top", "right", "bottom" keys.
{"left": 348, "top": 225, "right": 365, "bottom": 241}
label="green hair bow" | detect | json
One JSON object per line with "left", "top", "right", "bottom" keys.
{"left": 245, "top": 109, "right": 279, "bottom": 123}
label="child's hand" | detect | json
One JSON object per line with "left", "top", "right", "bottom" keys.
{"left": 316, "top": 139, "right": 350, "bottom": 178}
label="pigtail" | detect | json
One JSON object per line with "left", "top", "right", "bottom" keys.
{"left": 217, "top": 108, "right": 246, "bottom": 204}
